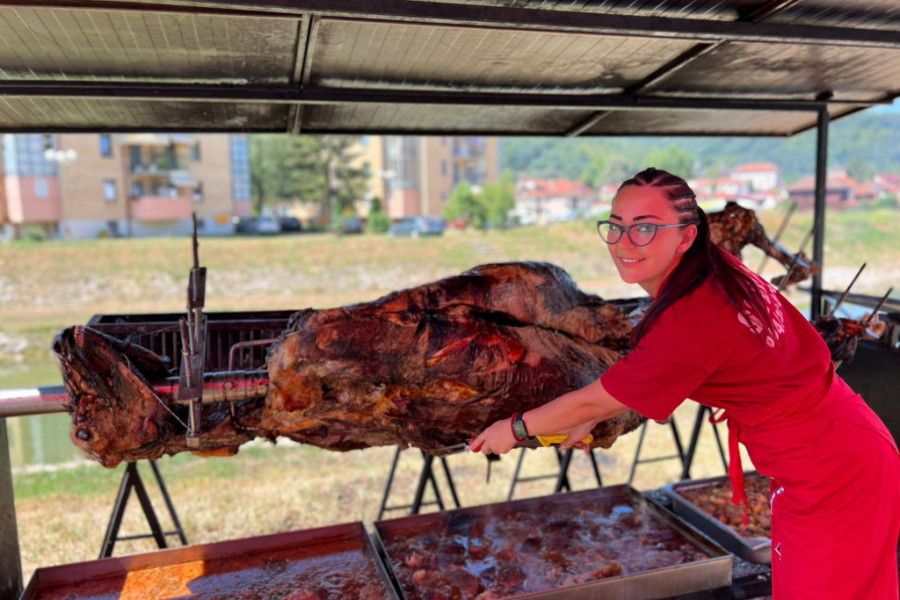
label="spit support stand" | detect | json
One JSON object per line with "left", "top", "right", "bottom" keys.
{"left": 177, "top": 214, "right": 207, "bottom": 448}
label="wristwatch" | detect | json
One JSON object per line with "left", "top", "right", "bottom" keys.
{"left": 511, "top": 412, "right": 532, "bottom": 441}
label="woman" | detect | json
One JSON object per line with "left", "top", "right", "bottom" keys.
{"left": 470, "top": 168, "right": 900, "bottom": 599}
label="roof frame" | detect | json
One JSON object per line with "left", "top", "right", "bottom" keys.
{"left": 14, "top": 1, "right": 900, "bottom": 49}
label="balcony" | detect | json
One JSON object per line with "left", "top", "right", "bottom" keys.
{"left": 121, "top": 134, "right": 195, "bottom": 147}
{"left": 131, "top": 162, "right": 188, "bottom": 176}
{"left": 130, "top": 195, "right": 194, "bottom": 221}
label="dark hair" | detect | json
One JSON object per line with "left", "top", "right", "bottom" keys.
{"left": 621, "top": 168, "right": 774, "bottom": 348}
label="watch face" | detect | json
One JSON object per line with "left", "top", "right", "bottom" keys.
{"left": 513, "top": 416, "right": 528, "bottom": 440}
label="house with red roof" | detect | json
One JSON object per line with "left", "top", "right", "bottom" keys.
{"left": 786, "top": 169, "right": 867, "bottom": 210}
{"left": 513, "top": 177, "right": 596, "bottom": 225}
{"left": 873, "top": 173, "right": 900, "bottom": 205}
{"left": 730, "top": 162, "right": 780, "bottom": 191}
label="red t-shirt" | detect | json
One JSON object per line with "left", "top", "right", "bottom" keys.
{"left": 601, "top": 260, "right": 832, "bottom": 431}
{"left": 602, "top": 252, "right": 897, "bottom": 483}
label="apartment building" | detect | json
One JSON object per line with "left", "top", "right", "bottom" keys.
{"left": 1, "top": 133, "right": 251, "bottom": 240}
{"left": 355, "top": 136, "right": 500, "bottom": 219}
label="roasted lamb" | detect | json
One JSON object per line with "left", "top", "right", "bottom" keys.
{"left": 54, "top": 262, "right": 645, "bottom": 467}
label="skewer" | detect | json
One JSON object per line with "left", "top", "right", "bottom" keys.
{"left": 824, "top": 262, "right": 866, "bottom": 317}
{"left": 776, "top": 227, "right": 814, "bottom": 293}
{"left": 757, "top": 202, "right": 797, "bottom": 273}
{"left": 861, "top": 287, "right": 894, "bottom": 327}
{"left": 180, "top": 213, "right": 208, "bottom": 448}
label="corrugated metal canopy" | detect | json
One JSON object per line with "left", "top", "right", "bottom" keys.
{"left": 0, "top": 0, "right": 898, "bottom": 136}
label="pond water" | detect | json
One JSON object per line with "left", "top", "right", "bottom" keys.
{"left": 6, "top": 413, "right": 84, "bottom": 469}
{"left": 1, "top": 363, "right": 85, "bottom": 469}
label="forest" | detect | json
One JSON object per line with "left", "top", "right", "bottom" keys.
{"left": 500, "top": 109, "right": 900, "bottom": 186}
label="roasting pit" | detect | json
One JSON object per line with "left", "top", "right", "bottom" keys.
{"left": 374, "top": 485, "right": 731, "bottom": 600}
{"left": 18, "top": 522, "right": 398, "bottom": 600}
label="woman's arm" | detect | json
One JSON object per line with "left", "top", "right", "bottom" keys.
{"left": 469, "top": 377, "right": 632, "bottom": 455}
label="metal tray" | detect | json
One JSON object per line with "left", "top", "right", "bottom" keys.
{"left": 663, "top": 473, "right": 772, "bottom": 565}
{"left": 374, "top": 484, "right": 731, "bottom": 600}
{"left": 19, "top": 521, "right": 400, "bottom": 600}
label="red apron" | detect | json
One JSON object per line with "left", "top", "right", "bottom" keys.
{"left": 720, "top": 367, "right": 900, "bottom": 599}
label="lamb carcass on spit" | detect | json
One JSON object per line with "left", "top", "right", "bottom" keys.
{"left": 707, "top": 201, "right": 820, "bottom": 288}
{"left": 55, "top": 262, "right": 645, "bottom": 467}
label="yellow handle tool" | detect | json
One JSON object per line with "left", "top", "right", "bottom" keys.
{"left": 536, "top": 434, "right": 593, "bottom": 447}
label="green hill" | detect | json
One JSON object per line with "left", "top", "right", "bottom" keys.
{"left": 500, "top": 108, "right": 900, "bottom": 185}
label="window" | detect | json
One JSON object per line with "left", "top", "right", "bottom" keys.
{"left": 130, "top": 146, "right": 142, "bottom": 169}
{"left": 131, "top": 181, "right": 144, "bottom": 198}
{"left": 441, "top": 161, "right": 447, "bottom": 176}
{"left": 193, "top": 182, "right": 204, "bottom": 203}
{"left": 100, "top": 135, "right": 113, "bottom": 158}
{"left": 103, "top": 179, "right": 117, "bottom": 202}
{"left": 230, "top": 135, "right": 251, "bottom": 200}
{"left": 34, "top": 178, "right": 48, "bottom": 198}
{"left": 191, "top": 142, "right": 201, "bottom": 162}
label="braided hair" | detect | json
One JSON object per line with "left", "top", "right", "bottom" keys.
{"left": 622, "top": 168, "right": 775, "bottom": 348}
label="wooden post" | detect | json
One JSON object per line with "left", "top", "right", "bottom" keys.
{"left": 0, "top": 418, "right": 23, "bottom": 599}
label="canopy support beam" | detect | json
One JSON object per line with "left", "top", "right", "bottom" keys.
{"left": 811, "top": 106, "right": 830, "bottom": 320}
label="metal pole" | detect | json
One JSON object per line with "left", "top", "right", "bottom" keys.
{"left": 811, "top": 106, "right": 830, "bottom": 320}
{"left": 0, "top": 419, "right": 23, "bottom": 600}
{"left": 0, "top": 371, "right": 269, "bottom": 418}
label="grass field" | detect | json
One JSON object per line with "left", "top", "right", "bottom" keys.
{"left": 2, "top": 208, "right": 899, "bottom": 584}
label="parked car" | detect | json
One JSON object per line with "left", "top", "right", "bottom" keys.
{"left": 255, "top": 217, "right": 280, "bottom": 234}
{"left": 233, "top": 217, "right": 256, "bottom": 234}
{"left": 278, "top": 216, "right": 303, "bottom": 233}
{"left": 233, "top": 216, "right": 280, "bottom": 235}
{"left": 340, "top": 217, "right": 364, "bottom": 234}
{"left": 388, "top": 217, "right": 445, "bottom": 238}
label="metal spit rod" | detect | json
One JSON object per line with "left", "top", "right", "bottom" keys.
{"left": 0, "top": 371, "right": 269, "bottom": 418}
{"left": 776, "top": 227, "right": 815, "bottom": 293}
{"left": 824, "top": 262, "right": 866, "bottom": 317}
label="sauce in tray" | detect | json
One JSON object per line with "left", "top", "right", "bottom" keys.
{"left": 378, "top": 491, "right": 712, "bottom": 600}
{"left": 677, "top": 472, "right": 772, "bottom": 541}
{"left": 33, "top": 543, "right": 392, "bottom": 600}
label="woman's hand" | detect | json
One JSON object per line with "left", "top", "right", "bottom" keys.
{"left": 469, "top": 418, "right": 518, "bottom": 455}
{"left": 557, "top": 419, "right": 598, "bottom": 451}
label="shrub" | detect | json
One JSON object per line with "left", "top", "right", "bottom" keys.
{"left": 23, "top": 226, "right": 48, "bottom": 242}
{"left": 368, "top": 211, "right": 390, "bottom": 233}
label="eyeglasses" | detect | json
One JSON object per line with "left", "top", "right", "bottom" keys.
{"left": 596, "top": 220, "right": 690, "bottom": 247}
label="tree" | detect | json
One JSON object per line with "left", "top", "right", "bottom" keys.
{"left": 367, "top": 196, "right": 391, "bottom": 233}
{"left": 643, "top": 145, "right": 695, "bottom": 177}
{"left": 480, "top": 171, "right": 516, "bottom": 228}
{"left": 581, "top": 152, "right": 608, "bottom": 189}
{"left": 602, "top": 154, "right": 639, "bottom": 186}
{"left": 250, "top": 135, "right": 294, "bottom": 215}
{"left": 846, "top": 155, "right": 875, "bottom": 184}
{"left": 249, "top": 134, "right": 367, "bottom": 225}
{"left": 320, "top": 135, "right": 368, "bottom": 226}
{"left": 442, "top": 181, "right": 485, "bottom": 227}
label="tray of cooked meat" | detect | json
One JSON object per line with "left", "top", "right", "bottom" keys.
{"left": 373, "top": 484, "right": 731, "bottom": 600}
{"left": 662, "top": 471, "right": 772, "bottom": 565}
{"left": 19, "top": 522, "right": 399, "bottom": 600}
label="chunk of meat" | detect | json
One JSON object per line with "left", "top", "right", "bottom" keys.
{"left": 707, "top": 201, "right": 820, "bottom": 287}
